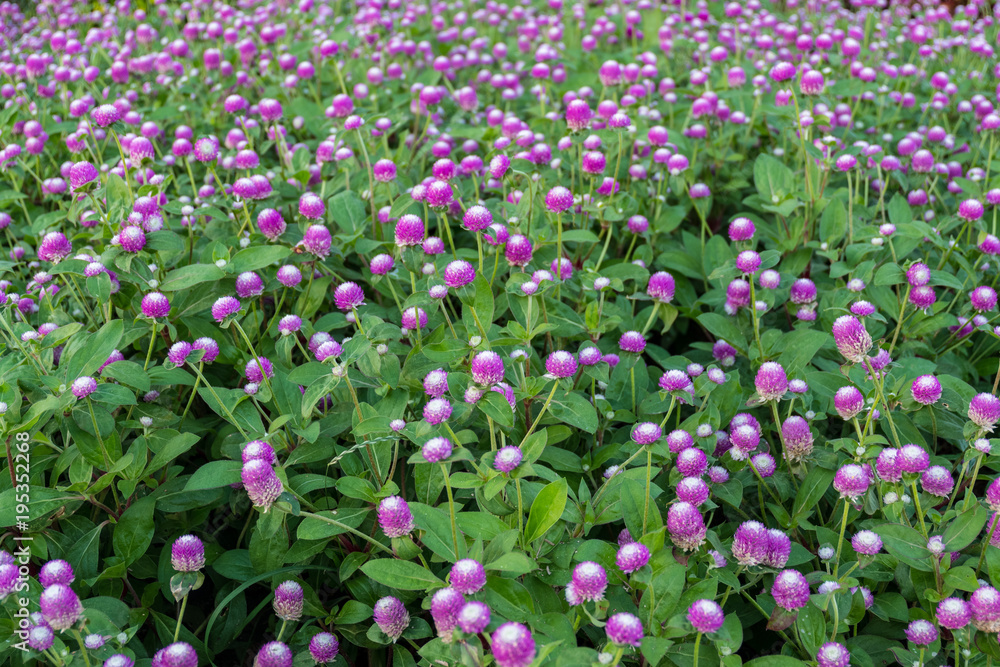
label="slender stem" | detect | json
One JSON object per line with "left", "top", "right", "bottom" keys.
{"left": 440, "top": 462, "right": 460, "bottom": 558}
{"left": 71, "top": 629, "right": 92, "bottom": 667}
{"left": 911, "top": 479, "right": 929, "bottom": 538}
{"left": 976, "top": 514, "right": 999, "bottom": 577}
{"left": 641, "top": 302, "right": 661, "bottom": 336}
{"left": 692, "top": 632, "right": 702, "bottom": 667}
{"left": 276, "top": 619, "right": 288, "bottom": 642}
{"left": 521, "top": 382, "right": 559, "bottom": 444}
{"left": 278, "top": 506, "right": 393, "bottom": 553}
{"left": 86, "top": 397, "right": 111, "bottom": 470}
{"left": 642, "top": 446, "right": 653, "bottom": 536}
{"left": 748, "top": 279, "right": 765, "bottom": 360}
{"left": 143, "top": 320, "right": 158, "bottom": 371}
{"left": 174, "top": 594, "right": 189, "bottom": 642}
{"left": 833, "top": 498, "right": 850, "bottom": 578}
{"left": 963, "top": 453, "right": 985, "bottom": 512}
{"left": 190, "top": 364, "right": 250, "bottom": 439}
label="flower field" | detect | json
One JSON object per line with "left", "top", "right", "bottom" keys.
{"left": 3, "top": 0, "right": 1000, "bottom": 665}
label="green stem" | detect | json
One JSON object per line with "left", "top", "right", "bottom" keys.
{"left": 174, "top": 594, "right": 189, "bottom": 642}
{"left": 143, "top": 320, "right": 158, "bottom": 371}
{"left": 833, "top": 498, "right": 850, "bottom": 578}
{"left": 71, "top": 629, "right": 92, "bottom": 667}
{"left": 692, "top": 632, "right": 702, "bottom": 666}
{"left": 441, "top": 462, "right": 461, "bottom": 558}
{"left": 521, "top": 382, "right": 559, "bottom": 444}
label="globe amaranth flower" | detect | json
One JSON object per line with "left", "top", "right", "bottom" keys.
{"left": 254, "top": 641, "right": 292, "bottom": 667}
{"left": 831, "top": 315, "right": 873, "bottom": 364}
{"left": 754, "top": 362, "right": 788, "bottom": 402}
{"left": 37, "top": 560, "right": 73, "bottom": 588}
{"left": 833, "top": 386, "right": 864, "bottom": 420}
{"left": 969, "top": 393, "right": 1000, "bottom": 428}
{"left": 904, "top": 619, "right": 938, "bottom": 646}
{"left": 911, "top": 375, "right": 942, "bottom": 405}
{"left": 667, "top": 502, "right": 706, "bottom": 551}
{"left": 71, "top": 376, "right": 97, "bottom": 399}
{"left": 491, "top": 622, "right": 535, "bottom": 667}
{"left": 647, "top": 271, "right": 676, "bottom": 303}
{"left": 308, "top": 633, "right": 340, "bottom": 663}
{"left": 423, "top": 397, "right": 452, "bottom": 425}
{"left": 152, "top": 642, "right": 198, "bottom": 667}
{"left": 39, "top": 584, "right": 83, "bottom": 630}
{"left": 422, "top": 437, "right": 453, "bottom": 463}
{"left": 430, "top": 587, "right": 465, "bottom": 642}
{"left": 493, "top": 445, "right": 523, "bottom": 474}
{"left": 241, "top": 460, "right": 283, "bottom": 511}
{"left": 606, "top": 612, "right": 644, "bottom": 647}
{"left": 171, "top": 535, "right": 205, "bottom": 572}
{"left": 273, "top": 581, "right": 303, "bottom": 621}
{"left": 334, "top": 282, "right": 365, "bottom": 312}
{"left": 851, "top": 530, "right": 883, "bottom": 556}
{"left": 899, "top": 443, "right": 930, "bottom": 473}
{"left": 302, "top": 225, "right": 332, "bottom": 257}
{"left": 816, "top": 642, "right": 850, "bottom": 667}
{"left": 676, "top": 448, "right": 707, "bottom": 477}
{"left": 211, "top": 296, "right": 241, "bottom": 323}
{"left": 142, "top": 291, "right": 171, "bottom": 318}
{"left": 921, "top": 466, "right": 954, "bottom": 498}
{"left": 616, "top": 542, "right": 650, "bottom": 574}
{"left": 834, "top": 464, "right": 870, "bottom": 499}
{"left": 457, "top": 601, "right": 491, "bottom": 634}
{"left": 567, "top": 561, "right": 607, "bottom": 603}
{"left": 688, "top": 599, "right": 726, "bottom": 636}
{"left": 245, "top": 357, "right": 274, "bottom": 383}
{"left": 545, "top": 350, "right": 577, "bottom": 378}
{"left": 936, "top": 597, "right": 972, "bottom": 629}
{"left": 444, "top": 260, "right": 476, "bottom": 288}
{"left": 732, "top": 520, "right": 768, "bottom": 566}
{"left": 377, "top": 496, "right": 415, "bottom": 538}
{"left": 373, "top": 596, "right": 410, "bottom": 641}
{"left": 449, "top": 559, "right": 487, "bottom": 595}
{"left": 772, "top": 569, "right": 810, "bottom": 610}
{"left": 471, "top": 351, "right": 504, "bottom": 386}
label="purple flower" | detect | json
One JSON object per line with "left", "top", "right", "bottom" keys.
{"left": 970, "top": 393, "right": 1000, "bottom": 428}
{"left": 394, "top": 214, "right": 425, "bottom": 247}
{"left": 911, "top": 375, "right": 942, "bottom": 405}
{"left": 647, "top": 271, "right": 676, "bottom": 303}
{"left": 732, "top": 520, "right": 768, "bottom": 566}
{"left": 142, "top": 291, "right": 171, "bottom": 318}
{"left": 904, "top": 619, "right": 938, "bottom": 646}
{"left": 471, "top": 351, "right": 504, "bottom": 386}
{"left": 921, "top": 466, "right": 954, "bottom": 498}
{"left": 308, "top": 633, "right": 340, "bottom": 663}
{"left": 834, "top": 464, "right": 870, "bottom": 499}
{"left": 334, "top": 282, "right": 365, "bottom": 312}
{"left": 254, "top": 641, "right": 292, "bottom": 667}
{"left": 772, "top": 569, "right": 810, "bottom": 610}
{"left": 816, "top": 642, "right": 850, "bottom": 667}
{"left": 493, "top": 446, "right": 523, "bottom": 474}
{"left": 424, "top": 397, "right": 452, "bottom": 425}
{"left": 246, "top": 357, "right": 274, "bottom": 382}
{"left": 211, "top": 296, "right": 241, "bottom": 322}
{"left": 38, "top": 560, "right": 74, "bottom": 587}
{"left": 27, "top": 625, "right": 55, "bottom": 651}
{"left": 618, "top": 330, "right": 646, "bottom": 354}
{"left": 39, "top": 583, "right": 82, "bottom": 630}
{"left": 570, "top": 561, "right": 607, "bottom": 602}
{"left": 444, "top": 260, "right": 476, "bottom": 288}
{"left": 667, "top": 502, "right": 706, "bottom": 551}
{"left": 422, "top": 437, "right": 453, "bottom": 463}
{"left": 450, "top": 559, "right": 487, "bottom": 594}
{"left": 302, "top": 225, "right": 332, "bottom": 257}
{"left": 687, "top": 599, "right": 724, "bottom": 633}
{"left": 545, "top": 351, "right": 577, "bottom": 378}
{"left": 171, "top": 535, "right": 205, "bottom": 572}
{"left": 241, "top": 460, "right": 283, "bottom": 511}
{"left": 833, "top": 386, "right": 864, "bottom": 420}
{"left": 430, "top": 587, "right": 465, "bottom": 641}
{"left": 273, "top": 581, "right": 303, "bottom": 621}
{"left": 831, "top": 315, "right": 873, "bottom": 364}
{"left": 899, "top": 443, "right": 930, "bottom": 474}
{"left": 851, "top": 530, "right": 883, "bottom": 556}
{"left": 616, "top": 542, "right": 650, "bottom": 574}
{"left": 377, "top": 496, "right": 415, "bottom": 538}
{"left": 936, "top": 597, "right": 972, "bottom": 629}
{"left": 152, "top": 643, "right": 198, "bottom": 667}
{"left": 491, "top": 622, "right": 535, "bottom": 667}
{"left": 606, "top": 612, "right": 644, "bottom": 647}
{"left": 373, "top": 596, "right": 410, "bottom": 641}
{"left": 676, "top": 448, "right": 707, "bottom": 477}
{"left": 457, "top": 601, "right": 491, "bottom": 634}
{"left": 754, "top": 362, "right": 788, "bottom": 402}
{"left": 71, "top": 376, "right": 97, "bottom": 399}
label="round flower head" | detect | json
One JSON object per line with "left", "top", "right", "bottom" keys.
{"left": 395, "top": 214, "right": 425, "bottom": 246}
{"left": 430, "top": 587, "right": 466, "bottom": 641}
{"left": 616, "top": 542, "right": 650, "bottom": 574}
{"left": 834, "top": 464, "right": 870, "bottom": 499}
{"left": 422, "top": 437, "right": 453, "bottom": 463}
{"left": 899, "top": 444, "right": 930, "bottom": 474}
{"left": 545, "top": 186, "right": 574, "bottom": 212}
{"left": 755, "top": 362, "right": 788, "bottom": 402}
{"left": 676, "top": 448, "right": 708, "bottom": 477}
{"left": 831, "top": 315, "right": 873, "bottom": 364}
{"left": 471, "top": 351, "right": 504, "bottom": 386}
{"left": 494, "top": 446, "right": 523, "bottom": 473}
{"left": 276, "top": 266, "right": 301, "bottom": 288}
{"left": 378, "top": 496, "right": 415, "bottom": 538}
{"left": 732, "top": 520, "right": 768, "bottom": 566}
{"left": 667, "top": 502, "right": 706, "bottom": 551}
{"left": 463, "top": 205, "right": 492, "bottom": 231}
{"left": 772, "top": 569, "right": 810, "bottom": 610}
{"left": 619, "top": 330, "right": 646, "bottom": 354}
{"left": 571, "top": 562, "right": 607, "bottom": 602}
{"left": 302, "top": 225, "right": 332, "bottom": 258}
{"left": 728, "top": 217, "right": 755, "bottom": 241}
{"left": 211, "top": 296, "right": 241, "bottom": 322}
{"left": 972, "top": 286, "right": 998, "bottom": 311}
{"left": 816, "top": 642, "right": 850, "bottom": 667}
{"left": 450, "top": 559, "right": 487, "bottom": 595}
{"left": 764, "top": 529, "right": 791, "bottom": 568}
{"left": 491, "top": 622, "right": 535, "bottom": 667}
{"left": 401, "top": 307, "right": 428, "bottom": 331}
{"left": 241, "top": 460, "right": 283, "bottom": 510}
{"left": 152, "top": 643, "right": 198, "bottom": 667}
{"left": 254, "top": 641, "right": 292, "bottom": 667}
{"left": 91, "top": 104, "right": 121, "bottom": 127}
{"left": 423, "top": 397, "right": 452, "bottom": 425}
{"left": 565, "top": 100, "right": 593, "bottom": 131}
{"left": 193, "top": 136, "right": 220, "bottom": 163}
{"left": 444, "top": 260, "right": 476, "bottom": 288}
{"left": 647, "top": 271, "right": 676, "bottom": 303}
{"left": 905, "top": 619, "right": 938, "bottom": 646}
{"left": 142, "top": 292, "right": 171, "bottom": 318}
{"left": 373, "top": 596, "right": 410, "bottom": 640}
{"left": 987, "top": 477, "right": 1000, "bottom": 511}
{"left": 308, "top": 633, "right": 340, "bottom": 663}
{"left": 936, "top": 597, "right": 972, "bottom": 629}
{"left": 39, "top": 584, "right": 82, "bottom": 630}
{"left": 273, "top": 581, "right": 303, "bottom": 621}
{"left": 27, "top": 625, "right": 54, "bottom": 651}
{"left": 545, "top": 351, "right": 578, "bottom": 378}
{"left": 334, "top": 282, "right": 365, "bottom": 312}
{"left": 677, "top": 477, "right": 710, "bottom": 505}
{"left": 800, "top": 70, "right": 825, "bottom": 95}
{"left": 245, "top": 358, "right": 274, "bottom": 383}
{"left": 36, "top": 560, "right": 73, "bottom": 587}
{"left": 424, "top": 369, "right": 449, "bottom": 397}
{"left": 921, "top": 466, "right": 954, "bottom": 498}
{"left": 457, "top": 601, "right": 491, "bottom": 634}
{"left": 781, "top": 416, "right": 814, "bottom": 461}
{"left": 970, "top": 393, "right": 1000, "bottom": 428}
{"left": 971, "top": 585, "right": 1000, "bottom": 631}
{"left": 911, "top": 375, "right": 942, "bottom": 405}
{"left": 631, "top": 422, "right": 662, "bottom": 446}
{"left": 736, "top": 250, "right": 761, "bottom": 274}
{"left": 687, "top": 599, "right": 724, "bottom": 634}
{"left": 171, "top": 535, "right": 205, "bottom": 572}
{"left": 769, "top": 61, "right": 796, "bottom": 81}
{"left": 851, "top": 530, "right": 883, "bottom": 556}
{"left": 71, "top": 376, "right": 97, "bottom": 399}
{"left": 960, "top": 199, "right": 985, "bottom": 221}
{"left": 606, "top": 612, "right": 644, "bottom": 647}
{"left": 242, "top": 441, "right": 277, "bottom": 465}
{"left": 834, "top": 386, "right": 864, "bottom": 420}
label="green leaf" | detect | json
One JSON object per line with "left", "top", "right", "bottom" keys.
{"left": 229, "top": 245, "right": 292, "bottom": 273}
{"left": 697, "top": 313, "right": 747, "bottom": 353}
{"left": 160, "top": 264, "right": 226, "bottom": 292}
{"left": 620, "top": 478, "right": 660, "bottom": 539}
{"left": 101, "top": 361, "right": 150, "bottom": 392}
{"left": 793, "top": 467, "right": 834, "bottom": 520}
{"left": 61, "top": 319, "right": 124, "bottom": 382}
{"left": 329, "top": 191, "right": 368, "bottom": 233}
{"left": 524, "top": 479, "right": 568, "bottom": 543}
{"left": 874, "top": 523, "right": 932, "bottom": 571}
{"left": 296, "top": 508, "right": 370, "bottom": 540}
{"left": 91, "top": 383, "right": 137, "bottom": 406}
{"left": 819, "top": 198, "right": 847, "bottom": 243}
{"left": 547, "top": 390, "right": 598, "bottom": 432}
{"left": 744, "top": 657, "right": 810, "bottom": 667}
{"left": 943, "top": 503, "right": 989, "bottom": 551}
{"left": 112, "top": 496, "right": 156, "bottom": 567}
{"left": 360, "top": 558, "right": 443, "bottom": 591}
{"left": 754, "top": 153, "right": 795, "bottom": 201}
{"left": 477, "top": 390, "right": 514, "bottom": 428}
{"left": 106, "top": 174, "right": 131, "bottom": 223}
{"left": 185, "top": 460, "right": 242, "bottom": 491}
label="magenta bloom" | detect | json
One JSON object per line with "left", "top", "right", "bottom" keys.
{"left": 373, "top": 596, "right": 410, "bottom": 641}
{"left": 816, "top": 643, "right": 850, "bottom": 667}
{"left": 377, "top": 496, "right": 415, "bottom": 538}
{"left": 911, "top": 375, "right": 942, "bottom": 405}
{"left": 834, "top": 464, "right": 870, "bottom": 499}
{"left": 38, "top": 232, "right": 72, "bottom": 262}
{"left": 430, "top": 587, "right": 465, "bottom": 641}
{"left": 831, "top": 315, "right": 873, "bottom": 364}
{"left": 71, "top": 376, "right": 98, "bottom": 399}
{"left": 444, "top": 260, "right": 476, "bottom": 288}
{"left": 936, "top": 597, "right": 972, "bottom": 629}
{"left": 471, "top": 351, "right": 504, "bottom": 385}
{"left": 38, "top": 560, "right": 74, "bottom": 587}
{"left": 687, "top": 599, "right": 724, "bottom": 634}
{"left": 616, "top": 542, "right": 650, "bottom": 574}
{"left": 450, "top": 559, "right": 487, "bottom": 595}
{"left": 241, "top": 460, "right": 283, "bottom": 510}
{"left": 152, "top": 643, "right": 198, "bottom": 667}
{"left": 309, "top": 633, "right": 340, "bottom": 664}
{"left": 334, "top": 282, "right": 365, "bottom": 312}
{"left": 754, "top": 362, "right": 788, "bottom": 402}
{"left": 772, "top": 569, "right": 810, "bottom": 610}
{"left": 302, "top": 225, "right": 332, "bottom": 258}
{"left": 904, "top": 619, "right": 938, "bottom": 646}
{"left": 211, "top": 296, "right": 241, "bottom": 322}
{"left": 667, "top": 502, "right": 706, "bottom": 551}
{"left": 171, "top": 535, "right": 205, "bottom": 572}
{"left": 273, "top": 581, "right": 304, "bottom": 621}
{"left": 39, "top": 584, "right": 82, "bottom": 630}
{"left": 606, "top": 613, "right": 644, "bottom": 647}
{"left": 491, "top": 622, "right": 535, "bottom": 667}
{"left": 970, "top": 393, "right": 1000, "bottom": 428}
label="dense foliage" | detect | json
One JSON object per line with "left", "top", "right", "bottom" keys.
{"left": 4, "top": 0, "right": 1000, "bottom": 665}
